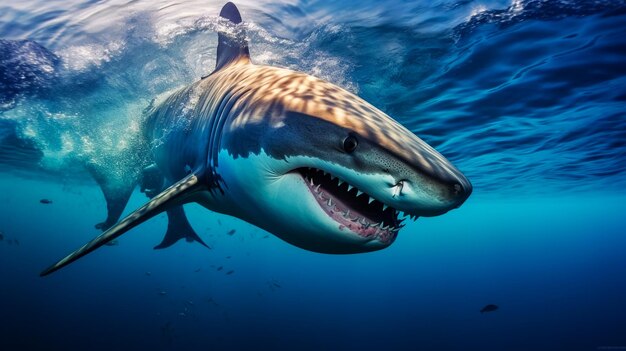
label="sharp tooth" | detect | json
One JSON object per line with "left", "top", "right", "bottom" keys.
{"left": 315, "top": 184, "right": 320, "bottom": 191}
{"left": 327, "top": 198, "right": 332, "bottom": 206}
{"left": 338, "top": 179, "right": 343, "bottom": 186}
{"left": 382, "top": 225, "right": 389, "bottom": 230}
{"left": 359, "top": 218, "right": 368, "bottom": 225}
{"left": 356, "top": 190, "right": 363, "bottom": 197}
{"left": 347, "top": 185, "right": 353, "bottom": 191}
{"left": 371, "top": 222, "right": 379, "bottom": 227}
{"left": 330, "top": 174, "right": 335, "bottom": 180}
{"left": 351, "top": 217, "right": 359, "bottom": 222}
{"left": 392, "top": 228, "right": 400, "bottom": 232}
{"left": 310, "top": 178, "right": 314, "bottom": 186}
{"left": 368, "top": 197, "right": 375, "bottom": 204}
{"left": 378, "top": 223, "right": 385, "bottom": 229}
{"left": 382, "top": 204, "right": 388, "bottom": 211}
{"left": 344, "top": 210, "right": 350, "bottom": 218}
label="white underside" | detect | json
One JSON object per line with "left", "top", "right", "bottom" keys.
{"left": 198, "top": 150, "right": 389, "bottom": 252}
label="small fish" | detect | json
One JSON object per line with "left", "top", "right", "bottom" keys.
{"left": 272, "top": 282, "right": 281, "bottom": 288}
{"left": 39, "top": 199, "right": 53, "bottom": 204}
{"left": 480, "top": 304, "right": 498, "bottom": 313}
{"left": 217, "top": 266, "right": 223, "bottom": 271}
{"left": 159, "top": 291, "right": 167, "bottom": 296}
{"left": 178, "top": 312, "right": 186, "bottom": 317}
{"left": 104, "top": 240, "right": 119, "bottom": 246}
{"left": 226, "top": 270, "right": 234, "bottom": 275}
{"left": 262, "top": 235, "right": 269, "bottom": 239}
{"left": 145, "top": 271, "right": 151, "bottom": 276}
{"left": 227, "top": 229, "right": 236, "bottom": 236}
{"left": 186, "top": 300, "right": 194, "bottom": 306}
{"left": 0, "top": 232, "right": 4, "bottom": 241}
{"left": 217, "top": 219, "right": 222, "bottom": 226}
{"left": 194, "top": 268, "right": 202, "bottom": 272}
{"left": 226, "top": 256, "right": 231, "bottom": 259}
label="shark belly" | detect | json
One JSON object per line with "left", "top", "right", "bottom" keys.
{"left": 213, "top": 149, "right": 391, "bottom": 253}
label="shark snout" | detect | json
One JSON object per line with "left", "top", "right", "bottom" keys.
{"left": 450, "top": 176, "right": 472, "bottom": 208}
{"left": 380, "top": 161, "right": 472, "bottom": 217}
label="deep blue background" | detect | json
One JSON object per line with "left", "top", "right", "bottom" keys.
{"left": 1, "top": 0, "right": 625, "bottom": 350}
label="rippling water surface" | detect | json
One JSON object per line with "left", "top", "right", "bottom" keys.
{"left": 1, "top": 1, "right": 625, "bottom": 350}
{"left": 2, "top": 0, "right": 625, "bottom": 193}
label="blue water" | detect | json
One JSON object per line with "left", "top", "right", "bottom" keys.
{"left": 1, "top": 0, "right": 625, "bottom": 350}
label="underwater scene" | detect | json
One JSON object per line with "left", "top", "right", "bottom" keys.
{"left": 1, "top": 0, "right": 626, "bottom": 350}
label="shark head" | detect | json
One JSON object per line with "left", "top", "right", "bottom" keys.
{"left": 205, "top": 2, "right": 471, "bottom": 254}
{"left": 215, "top": 65, "right": 472, "bottom": 253}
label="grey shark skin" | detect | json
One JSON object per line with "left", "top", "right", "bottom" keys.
{"left": 40, "top": 2, "right": 471, "bottom": 276}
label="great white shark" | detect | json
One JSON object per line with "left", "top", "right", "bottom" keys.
{"left": 40, "top": 2, "right": 471, "bottom": 276}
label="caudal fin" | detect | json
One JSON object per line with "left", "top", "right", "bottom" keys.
{"left": 84, "top": 162, "right": 137, "bottom": 231}
{"left": 40, "top": 173, "right": 204, "bottom": 276}
{"left": 154, "top": 206, "right": 210, "bottom": 249}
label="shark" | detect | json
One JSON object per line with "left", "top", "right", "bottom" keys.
{"left": 40, "top": 2, "right": 471, "bottom": 276}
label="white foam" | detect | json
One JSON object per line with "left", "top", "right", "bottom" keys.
{"left": 58, "top": 41, "right": 124, "bottom": 71}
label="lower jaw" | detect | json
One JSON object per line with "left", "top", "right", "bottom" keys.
{"left": 307, "top": 186, "right": 398, "bottom": 245}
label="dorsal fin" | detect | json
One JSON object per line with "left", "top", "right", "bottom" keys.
{"left": 215, "top": 2, "right": 250, "bottom": 71}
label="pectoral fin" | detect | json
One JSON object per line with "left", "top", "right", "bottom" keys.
{"left": 40, "top": 173, "right": 204, "bottom": 276}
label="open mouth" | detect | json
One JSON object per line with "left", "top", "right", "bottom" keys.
{"left": 296, "top": 167, "right": 408, "bottom": 244}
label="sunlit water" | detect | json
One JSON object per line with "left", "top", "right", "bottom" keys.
{"left": 1, "top": 1, "right": 625, "bottom": 350}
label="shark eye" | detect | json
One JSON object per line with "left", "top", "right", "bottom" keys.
{"left": 343, "top": 135, "right": 358, "bottom": 153}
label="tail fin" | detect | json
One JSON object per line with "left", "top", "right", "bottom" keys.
{"left": 154, "top": 206, "right": 210, "bottom": 249}
{"left": 214, "top": 2, "right": 250, "bottom": 71}
{"left": 40, "top": 173, "right": 203, "bottom": 276}
{"left": 84, "top": 163, "right": 137, "bottom": 231}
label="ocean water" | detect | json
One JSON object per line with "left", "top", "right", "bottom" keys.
{"left": 1, "top": 0, "right": 625, "bottom": 350}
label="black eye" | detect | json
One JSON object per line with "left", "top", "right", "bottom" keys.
{"left": 343, "top": 135, "right": 358, "bottom": 153}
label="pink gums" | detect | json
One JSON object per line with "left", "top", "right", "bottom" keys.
{"left": 304, "top": 179, "right": 398, "bottom": 245}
